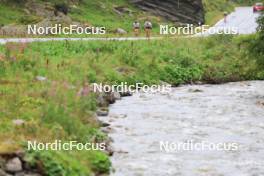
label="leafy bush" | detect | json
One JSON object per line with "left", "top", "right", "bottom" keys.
{"left": 161, "top": 65, "right": 203, "bottom": 85}
{"left": 90, "top": 152, "right": 111, "bottom": 174}
{"left": 25, "top": 150, "right": 91, "bottom": 176}
{"left": 248, "top": 13, "right": 264, "bottom": 66}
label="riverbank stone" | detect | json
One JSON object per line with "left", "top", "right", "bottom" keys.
{"left": 96, "top": 108, "right": 109, "bottom": 116}
{"left": 5, "top": 157, "right": 22, "bottom": 173}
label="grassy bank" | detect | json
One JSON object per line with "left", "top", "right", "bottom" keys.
{"left": 0, "top": 35, "right": 263, "bottom": 175}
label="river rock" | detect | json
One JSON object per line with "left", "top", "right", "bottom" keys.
{"left": 105, "top": 145, "right": 114, "bottom": 156}
{"left": 99, "top": 121, "right": 110, "bottom": 127}
{"left": 105, "top": 92, "right": 116, "bottom": 104}
{"left": 188, "top": 88, "right": 203, "bottom": 93}
{"left": 120, "top": 91, "right": 132, "bottom": 97}
{"left": 101, "top": 127, "right": 115, "bottom": 133}
{"left": 96, "top": 93, "right": 109, "bottom": 107}
{"left": 113, "top": 92, "right": 121, "bottom": 100}
{"left": 96, "top": 108, "right": 109, "bottom": 116}
{"left": 5, "top": 157, "right": 23, "bottom": 173}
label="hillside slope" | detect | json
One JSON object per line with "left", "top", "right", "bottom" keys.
{"left": 0, "top": 0, "right": 260, "bottom": 36}
{"left": 130, "top": 0, "right": 204, "bottom": 24}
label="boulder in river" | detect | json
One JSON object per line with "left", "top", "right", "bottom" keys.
{"left": 120, "top": 91, "right": 132, "bottom": 97}
{"left": 96, "top": 108, "right": 109, "bottom": 116}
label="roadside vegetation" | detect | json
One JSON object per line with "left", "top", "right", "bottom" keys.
{"left": 248, "top": 12, "right": 264, "bottom": 66}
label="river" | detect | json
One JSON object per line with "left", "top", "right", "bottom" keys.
{"left": 99, "top": 81, "right": 264, "bottom": 176}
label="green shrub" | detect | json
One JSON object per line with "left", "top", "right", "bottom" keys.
{"left": 25, "top": 150, "right": 91, "bottom": 176}
{"left": 161, "top": 65, "right": 203, "bottom": 85}
{"left": 90, "top": 151, "right": 111, "bottom": 174}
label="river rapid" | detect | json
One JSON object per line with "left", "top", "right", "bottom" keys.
{"left": 99, "top": 81, "right": 264, "bottom": 176}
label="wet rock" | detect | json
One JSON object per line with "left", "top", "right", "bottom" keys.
{"left": 120, "top": 91, "right": 132, "bottom": 97}
{"left": 119, "top": 114, "right": 127, "bottom": 118}
{"left": 96, "top": 108, "right": 109, "bottom": 116}
{"left": 113, "top": 92, "right": 121, "bottom": 100}
{"left": 115, "top": 28, "right": 127, "bottom": 35}
{"left": 116, "top": 150, "right": 129, "bottom": 154}
{"left": 194, "top": 81, "right": 203, "bottom": 85}
{"left": 188, "top": 88, "right": 203, "bottom": 93}
{"left": 96, "top": 91, "right": 119, "bottom": 106}
{"left": 105, "top": 92, "right": 116, "bottom": 104}
{"left": 5, "top": 157, "right": 23, "bottom": 173}
{"left": 109, "top": 119, "right": 115, "bottom": 123}
{"left": 12, "top": 119, "right": 25, "bottom": 126}
{"left": 96, "top": 93, "right": 109, "bottom": 107}
{"left": 101, "top": 127, "right": 115, "bottom": 133}
{"left": 257, "top": 101, "right": 264, "bottom": 107}
{"left": 105, "top": 145, "right": 114, "bottom": 156}
{"left": 99, "top": 121, "right": 110, "bottom": 127}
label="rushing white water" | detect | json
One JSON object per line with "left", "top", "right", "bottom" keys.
{"left": 99, "top": 81, "right": 264, "bottom": 176}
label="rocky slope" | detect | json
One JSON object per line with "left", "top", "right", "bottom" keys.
{"left": 130, "top": 0, "right": 205, "bottom": 24}
{"left": 0, "top": 0, "right": 206, "bottom": 36}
